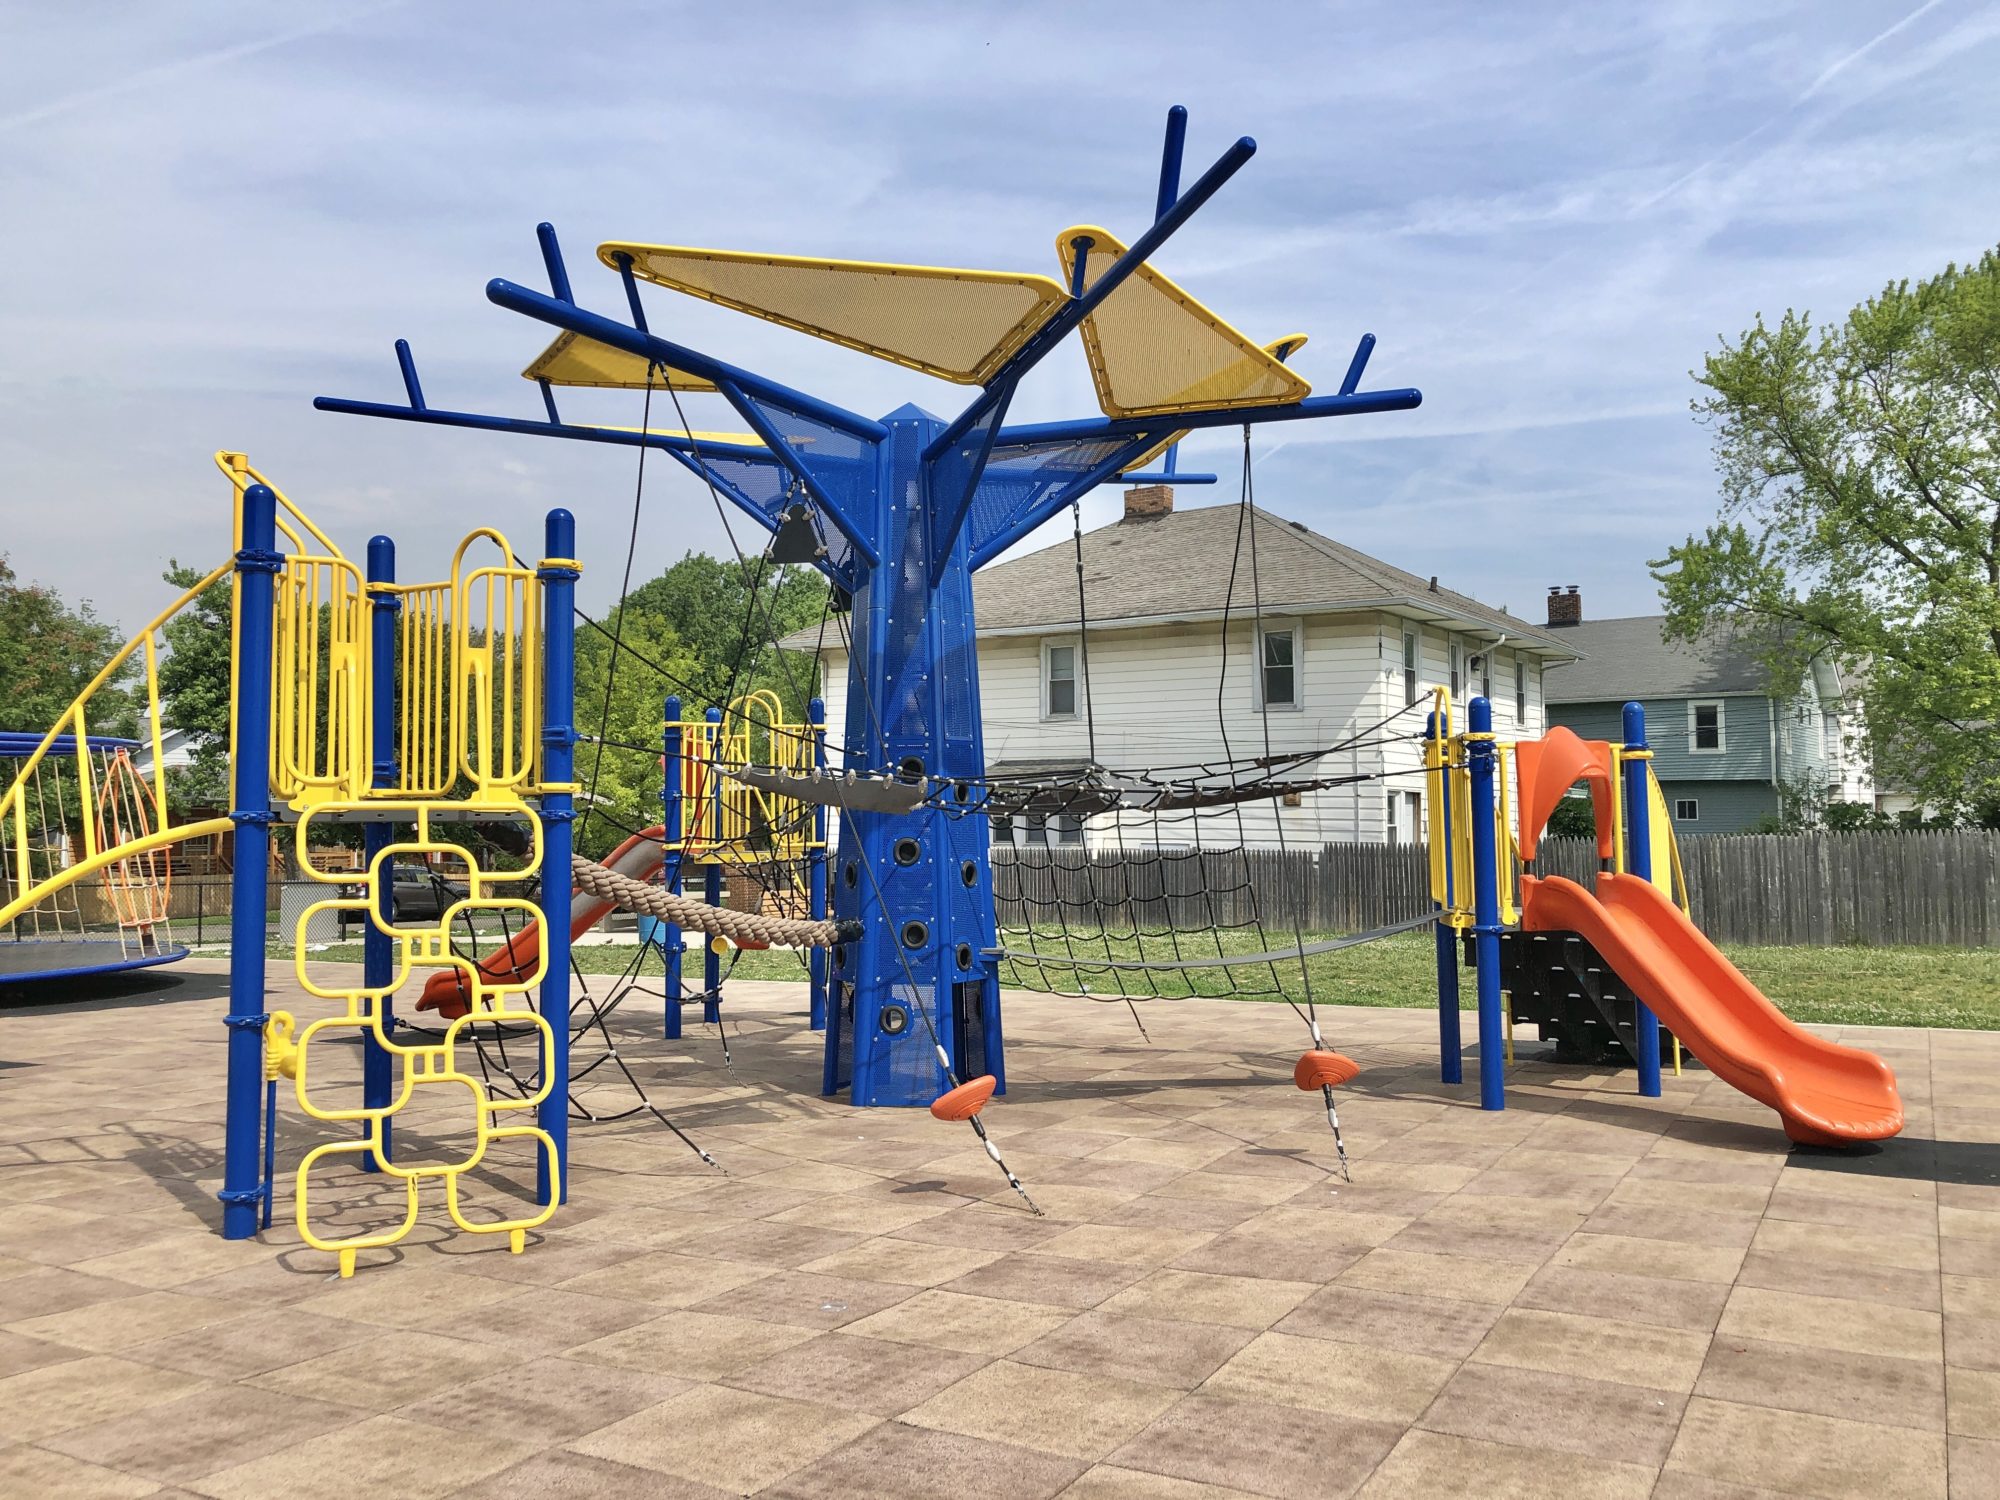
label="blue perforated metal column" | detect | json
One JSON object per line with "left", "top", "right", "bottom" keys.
{"left": 826, "top": 407, "right": 1003, "bottom": 1106}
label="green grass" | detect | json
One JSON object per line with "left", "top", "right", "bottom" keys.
{"left": 272, "top": 928, "right": 2000, "bottom": 1031}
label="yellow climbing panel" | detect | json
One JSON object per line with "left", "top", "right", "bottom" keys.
{"left": 672, "top": 690, "right": 823, "bottom": 865}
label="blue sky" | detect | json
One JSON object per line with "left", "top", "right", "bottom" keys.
{"left": 3, "top": 1, "right": 1998, "bottom": 634}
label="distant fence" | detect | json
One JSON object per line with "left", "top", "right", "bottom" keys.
{"left": 995, "top": 830, "right": 2000, "bottom": 948}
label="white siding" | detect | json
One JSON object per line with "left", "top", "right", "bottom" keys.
{"left": 808, "top": 608, "right": 1554, "bottom": 848}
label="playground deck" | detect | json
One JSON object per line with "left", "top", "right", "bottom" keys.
{"left": 2, "top": 963, "right": 1995, "bottom": 1500}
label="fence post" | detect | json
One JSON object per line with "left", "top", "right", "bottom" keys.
{"left": 220, "top": 482, "right": 279, "bottom": 1240}
{"left": 362, "top": 535, "right": 398, "bottom": 1167}
{"left": 536, "top": 510, "right": 578, "bottom": 1206}
{"left": 1466, "top": 696, "right": 1504, "bottom": 1110}
{"left": 1621, "top": 701, "right": 1662, "bottom": 1097}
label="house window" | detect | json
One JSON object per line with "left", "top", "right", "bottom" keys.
{"left": 1259, "top": 624, "right": 1298, "bottom": 709}
{"left": 1402, "top": 629, "right": 1419, "bottom": 706}
{"left": 1026, "top": 812, "right": 1083, "bottom": 846}
{"left": 1689, "top": 700, "right": 1724, "bottom": 753}
{"left": 1449, "top": 640, "right": 1463, "bottom": 698}
{"left": 992, "top": 814, "right": 1015, "bottom": 846}
{"left": 1385, "top": 791, "right": 1421, "bottom": 843}
{"left": 1471, "top": 649, "right": 1491, "bottom": 703}
{"left": 1674, "top": 798, "right": 1699, "bottom": 822}
{"left": 1514, "top": 658, "right": 1527, "bottom": 721}
{"left": 1043, "top": 642, "right": 1077, "bottom": 719}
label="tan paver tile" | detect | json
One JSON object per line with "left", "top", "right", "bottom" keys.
{"left": 1419, "top": 1360, "right": 1686, "bottom": 1465}
{"left": 252, "top": 1330, "right": 514, "bottom": 1411}
{"left": 190, "top": 1411, "right": 535, "bottom": 1500}
{"left": 1012, "top": 1309, "right": 1252, "bottom": 1390}
{"left": 1205, "top": 1330, "right": 1455, "bottom": 1423}
{"left": 726, "top": 1331, "right": 989, "bottom": 1416}
{"left": 1953, "top": 1367, "right": 2000, "bottom": 1439}
{"left": 570, "top": 1383, "right": 877, "bottom": 1493}
{"left": 399, "top": 1352, "right": 690, "bottom": 1443}
{"left": 799, "top": 1237, "right": 1000, "bottom": 1287}
{"left": 1552, "top": 1230, "right": 1744, "bottom": 1284}
{"left": 0, "top": 1352, "right": 208, "bottom": 1442}
{"left": 889, "top": 1206, "right": 1069, "bottom": 1251}
{"left": 690, "top": 1267, "right": 916, "bottom": 1329}
{"left": 1056, "top": 1467, "right": 1265, "bottom": 1499}
{"left": 842, "top": 1288, "right": 1071, "bottom": 1355}
{"left": 760, "top": 1419, "right": 1086, "bottom": 1500}
{"left": 1735, "top": 1247, "right": 1941, "bottom": 1311}
{"left": 1719, "top": 1284, "right": 1943, "bottom": 1361}
{"left": 1752, "top": 1215, "right": 1940, "bottom": 1273}
{"left": 555, "top": 1248, "right": 774, "bottom": 1306}
{"left": 1033, "top": 1223, "right": 1217, "bottom": 1267}
{"left": 672, "top": 1218, "right": 867, "bottom": 1268}
{"left": 42, "top": 1383, "right": 354, "bottom": 1484}
{"left": 125, "top": 1307, "right": 379, "bottom": 1379}
{"left": 1949, "top": 1314, "right": 2000, "bottom": 1371}
{"left": 1696, "top": 1336, "right": 1945, "bottom": 1430}
{"left": 0, "top": 1327, "right": 82, "bottom": 1379}
{"left": 1471, "top": 1307, "right": 1711, "bottom": 1392}
{"left": 1665, "top": 1395, "right": 1947, "bottom": 1500}
{"left": 566, "top": 1307, "right": 818, "bottom": 1378}
{"left": 457, "top": 1448, "right": 737, "bottom": 1498}
{"left": 1581, "top": 1202, "right": 1763, "bottom": 1249}
{"left": 1337, "top": 1246, "right": 1535, "bottom": 1305}
{"left": 943, "top": 1252, "right": 1148, "bottom": 1310}
{"left": 902, "top": 1358, "right": 1180, "bottom": 1460}
{"left": 1277, "top": 1283, "right": 1504, "bottom": 1360}
{"left": 1169, "top": 1231, "right": 1366, "bottom": 1284}
{"left": 1946, "top": 1276, "right": 2000, "bottom": 1320}
{"left": 0, "top": 1265, "right": 146, "bottom": 1324}
{"left": 1100, "top": 1268, "right": 1315, "bottom": 1330}
{"left": 0, "top": 1444, "right": 160, "bottom": 1500}
{"left": 1109, "top": 1393, "right": 1403, "bottom": 1499}
{"left": 1358, "top": 1427, "right": 1656, "bottom": 1499}
{"left": 1515, "top": 1263, "right": 1730, "bottom": 1332}
{"left": 1950, "top": 1435, "right": 2000, "bottom": 1500}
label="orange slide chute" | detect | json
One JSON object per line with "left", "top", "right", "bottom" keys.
{"left": 418, "top": 826, "right": 666, "bottom": 1020}
{"left": 1522, "top": 871, "right": 1903, "bottom": 1145}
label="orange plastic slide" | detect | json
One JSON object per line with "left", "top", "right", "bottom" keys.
{"left": 1521, "top": 871, "right": 1903, "bottom": 1146}
{"left": 417, "top": 826, "right": 665, "bottom": 1020}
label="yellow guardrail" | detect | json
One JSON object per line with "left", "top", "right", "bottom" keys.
{"left": 675, "top": 689, "right": 822, "bottom": 863}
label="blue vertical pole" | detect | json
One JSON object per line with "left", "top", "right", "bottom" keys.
{"left": 703, "top": 705, "right": 722, "bottom": 1025}
{"left": 362, "top": 536, "right": 397, "bottom": 1168}
{"left": 537, "top": 510, "right": 578, "bottom": 1205}
{"left": 220, "top": 482, "right": 280, "bottom": 1239}
{"left": 1466, "top": 696, "right": 1505, "bottom": 1111}
{"left": 1156, "top": 104, "right": 1187, "bottom": 221}
{"left": 1428, "top": 709, "right": 1462, "bottom": 1085}
{"left": 661, "top": 694, "right": 684, "bottom": 1040}
{"left": 808, "top": 695, "right": 829, "bottom": 1031}
{"left": 1622, "top": 700, "right": 1663, "bottom": 1097}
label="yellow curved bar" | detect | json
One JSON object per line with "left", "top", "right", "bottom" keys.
{"left": 0, "top": 816, "right": 234, "bottom": 931}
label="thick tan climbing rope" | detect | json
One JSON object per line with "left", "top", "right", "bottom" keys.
{"left": 569, "top": 854, "right": 857, "bottom": 949}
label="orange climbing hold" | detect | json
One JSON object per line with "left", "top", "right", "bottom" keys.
{"left": 1293, "top": 1050, "right": 1361, "bottom": 1091}
{"left": 930, "top": 1075, "right": 998, "bottom": 1121}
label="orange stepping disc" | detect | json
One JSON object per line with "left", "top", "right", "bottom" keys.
{"left": 931, "top": 1075, "right": 998, "bottom": 1121}
{"left": 1294, "top": 1050, "right": 1361, "bottom": 1091}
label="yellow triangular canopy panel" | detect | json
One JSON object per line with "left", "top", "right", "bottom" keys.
{"left": 582, "top": 424, "right": 767, "bottom": 448}
{"left": 1056, "top": 227, "right": 1312, "bottom": 419}
{"left": 522, "top": 331, "right": 719, "bottom": 393}
{"left": 598, "top": 242, "right": 1068, "bottom": 385}
{"left": 1113, "top": 341, "right": 1307, "bottom": 474}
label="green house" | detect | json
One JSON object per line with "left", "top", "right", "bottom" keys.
{"left": 1538, "top": 590, "right": 1870, "bottom": 833}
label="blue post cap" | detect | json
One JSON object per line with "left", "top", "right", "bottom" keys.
{"left": 1622, "top": 700, "right": 1648, "bottom": 747}
{"left": 666, "top": 694, "right": 682, "bottom": 717}
{"left": 808, "top": 696, "right": 825, "bottom": 723}
{"left": 545, "top": 507, "right": 576, "bottom": 556}
{"left": 1469, "top": 695, "right": 1493, "bottom": 733}
{"left": 705, "top": 705, "right": 722, "bottom": 723}
{"left": 366, "top": 535, "right": 395, "bottom": 583}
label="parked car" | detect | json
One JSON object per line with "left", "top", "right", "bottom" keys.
{"left": 336, "top": 863, "right": 470, "bottom": 935}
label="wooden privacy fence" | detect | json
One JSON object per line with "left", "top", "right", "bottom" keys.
{"left": 994, "top": 830, "right": 2000, "bottom": 948}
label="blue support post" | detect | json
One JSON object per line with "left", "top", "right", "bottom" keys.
{"left": 537, "top": 511, "right": 578, "bottom": 1205}
{"left": 661, "top": 694, "right": 684, "bottom": 1040}
{"left": 1622, "top": 701, "right": 1664, "bottom": 1098}
{"left": 1466, "top": 696, "right": 1506, "bottom": 1111}
{"left": 362, "top": 536, "right": 398, "bottom": 1168}
{"left": 808, "top": 695, "right": 829, "bottom": 1031}
{"left": 703, "top": 706, "right": 722, "bottom": 1025}
{"left": 1429, "top": 709, "right": 1462, "bottom": 1085}
{"left": 220, "top": 482, "right": 280, "bottom": 1239}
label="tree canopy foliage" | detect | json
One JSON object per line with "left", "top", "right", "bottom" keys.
{"left": 0, "top": 555, "right": 133, "bottom": 744}
{"left": 1654, "top": 247, "right": 2000, "bottom": 819}
{"left": 157, "top": 560, "right": 234, "bottom": 811}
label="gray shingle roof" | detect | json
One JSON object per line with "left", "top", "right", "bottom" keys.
{"left": 963, "top": 502, "right": 1573, "bottom": 651}
{"left": 1541, "top": 615, "right": 1766, "bottom": 703}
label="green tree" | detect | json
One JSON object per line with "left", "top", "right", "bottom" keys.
{"left": 573, "top": 601, "right": 698, "bottom": 856}
{"left": 0, "top": 555, "right": 133, "bottom": 743}
{"left": 1654, "top": 248, "right": 2000, "bottom": 818}
{"left": 157, "top": 561, "right": 234, "bottom": 813}
{"left": 620, "top": 553, "right": 829, "bottom": 718}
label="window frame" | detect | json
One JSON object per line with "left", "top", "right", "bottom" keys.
{"left": 1041, "top": 637, "right": 1079, "bottom": 721}
{"left": 1402, "top": 627, "right": 1420, "bottom": 707}
{"left": 1449, "top": 639, "right": 1463, "bottom": 699}
{"left": 1255, "top": 618, "right": 1302, "bottom": 712}
{"left": 1688, "top": 699, "right": 1725, "bottom": 755}
{"left": 1673, "top": 798, "right": 1700, "bottom": 822}
{"left": 1514, "top": 656, "right": 1527, "bottom": 722}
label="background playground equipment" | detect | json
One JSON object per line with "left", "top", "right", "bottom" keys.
{"left": 1, "top": 732, "right": 190, "bottom": 985}
{"left": 1425, "top": 692, "right": 1904, "bottom": 1146}
{"left": 316, "top": 104, "right": 1424, "bottom": 1108}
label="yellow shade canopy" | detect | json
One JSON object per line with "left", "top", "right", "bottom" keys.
{"left": 1057, "top": 227, "right": 1311, "bottom": 419}
{"left": 1113, "top": 337, "right": 1312, "bottom": 474}
{"left": 597, "top": 242, "right": 1069, "bottom": 385}
{"left": 522, "top": 330, "right": 719, "bottom": 392}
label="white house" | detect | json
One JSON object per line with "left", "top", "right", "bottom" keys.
{"left": 790, "top": 486, "right": 1580, "bottom": 847}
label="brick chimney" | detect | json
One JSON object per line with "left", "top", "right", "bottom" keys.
{"left": 1545, "top": 585, "right": 1581, "bottom": 626}
{"left": 1123, "top": 484, "right": 1173, "bottom": 520}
